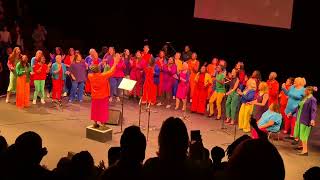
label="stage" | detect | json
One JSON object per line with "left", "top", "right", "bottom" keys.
{"left": 0, "top": 96, "right": 319, "bottom": 179}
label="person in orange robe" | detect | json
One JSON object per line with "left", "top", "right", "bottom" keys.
{"left": 191, "top": 66, "right": 212, "bottom": 114}
{"left": 187, "top": 52, "right": 199, "bottom": 102}
{"left": 155, "top": 50, "right": 166, "bottom": 97}
{"left": 141, "top": 57, "right": 159, "bottom": 106}
{"left": 15, "top": 55, "right": 32, "bottom": 108}
{"left": 207, "top": 57, "right": 219, "bottom": 96}
{"left": 267, "top": 72, "right": 279, "bottom": 106}
{"left": 88, "top": 54, "right": 119, "bottom": 128}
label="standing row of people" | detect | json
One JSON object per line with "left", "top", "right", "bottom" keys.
{"left": 3, "top": 45, "right": 318, "bottom": 155}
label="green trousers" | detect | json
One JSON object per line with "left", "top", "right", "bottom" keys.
{"left": 33, "top": 80, "right": 45, "bottom": 100}
{"left": 225, "top": 91, "right": 240, "bottom": 120}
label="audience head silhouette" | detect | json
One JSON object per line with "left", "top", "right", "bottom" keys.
{"left": 71, "top": 151, "right": 95, "bottom": 179}
{"left": 0, "top": 135, "right": 8, "bottom": 154}
{"left": 226, "top": 135, "right": 251, "bottom": 159}
{"left": 227, "top": 139, "right": 285, "bottom": 180}
{"left": 14, "top": 131, "right": 47, "bottom": 165}
{"left": 211, "top": 146, "right": 225, "bottom": 163}
{"left": 120, "top": 126, "right": 146, "bottom": 163}
{"left": 304, "top": 166, "right": 320, "bottom": 180}
{"left": 158, "top": 117, "right": 189, "bottom": 161}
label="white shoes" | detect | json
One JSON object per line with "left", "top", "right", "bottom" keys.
{"left": 157, "top": 102, "right": 163, "bottom": 106}
{"left": 173, "top": 96, "right": 176, "bottom": 100}
{"left": 32, "top": 100, "right": 37, "bottom": 105}
{"left": 63, "top": 92, "right": 67, "bottom": 97}
{"left": 166, "top": 105, "right": 171, "bottom": 109}
{"left": 109, "top": 97, "right": 113, "bottom": 103}
{"left": 41, "top": 99, "right": 46, "bottom": 104}
{"left": 116, "top": 97, "right": 121, "bottom": 102}
{"left": 5, "top": 98, "right": 9, "bottom": 103}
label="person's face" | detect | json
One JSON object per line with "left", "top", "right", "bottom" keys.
{"left": 70, "top": 48, "right": 75, "bottom": 56}
{"left": 185, "top": 46, "right": 190, "bottom": 52}
{"left": 285, "top": 79, "right": 292, "bottom": 86}
{"left": 92, "top": 52, "right": 98, "bottom": 59}
{"left": 200, "top": 66, "right": 206, "bottom": 73}
{"left": 191, "top": 53, "right": 197, "bottom": 60}
{"left": 36, "top": 51, "right": 42, "bottom": 59}
{"left": 22, "top": 55, "right": 28, "bottom": 63}
{"left": 219, "top": 60, "right": 225, "bottom": 67}
{"left": 216, "top": 66, "right": 221, "bottom": 73}
{"left": 183, "top": 63, "right": 188, "bottom": 70}
{"left": 108, "top": 48, "right": 115, "bottom": 55}
{"left": 136, "top": 51, "right": 141, "bottom": 58}
{"left": 212, "top": 58, "right": 218, "bottom": 65}
{"left": 16, "top": 48, "right": 21, "bottom": 55}
{"left": 125, "top": 49, "right": 130, "bottom": 56}
{"left": 76, "top": 56, "right": 81, "bottom": 63}
{"left": 269, "top": 73, "right": 275, "bottom": 80}
{"left": 55, "top": 48, "right": 61, "bottom": 55}
{"left": 56, "top": 56, "right": 62, "bottom": 63}
{"left": 159, "top": 51, "right": 165, "bottom": 58}
{"left": 143, "top": 46, "right": 149, "bottom": 53}
{"left": 168, "top": 57, "right": 174, "bottom": 64}
{"left": 174, "top": 53, "right": 181, "bottom": 59}
{"left": 252, "top": 71, "right": 257, "bottom": 77}
{"left": 235, "top": 63, "right": 240, "bottom": 69}
{"left": 305, "top": 89, "right": 311, "bottom": 96}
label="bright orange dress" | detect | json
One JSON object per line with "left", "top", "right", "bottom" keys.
{"left": 187, "top": 59, "right": 199, "bottom": 99}
{"left": 16, "top": 62, "right": 31, "bottom": 108}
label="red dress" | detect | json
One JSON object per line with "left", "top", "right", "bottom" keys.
{"left": 191, "top": 73, "right": 209, "bottom": 114}
{"left": 141, "top": 66, "right": 157, "bottom": 104}
{"left": 130, "top": 58, "right": 143, "bottom": 96}
{"left": 52, "top": 68, "right": 64, "bottom": 101}
{"left": 267, "top": 80, "right": 279, "bottom": 106}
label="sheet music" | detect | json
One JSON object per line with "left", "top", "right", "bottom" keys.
{"left": 118, "top": 78, "right": 137, "bottom": 91}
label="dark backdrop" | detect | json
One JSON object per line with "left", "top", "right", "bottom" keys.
{"left": 25, "top": 0, "right": 319, "bottom": 91}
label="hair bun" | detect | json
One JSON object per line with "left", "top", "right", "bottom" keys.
{"left": 313, "top": 86, "right": 318, "bottom": 92}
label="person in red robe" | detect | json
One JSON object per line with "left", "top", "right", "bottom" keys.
{"left": 141, "top": 57, "right": 159, "bottom": 106}
{"left": 141, "top": 45, "right": 152, "bottom": 68}
{"left": 267, "top": 72, "right": 279, "bottom": 106}
{"left": 129, "top": 51, "right": 144, "bottom": 99}
{"left": 191, "top": 66, "right": 212, "bottom": 114}
{"left": 155, "top": 50, "right": 166, "bottom": 97}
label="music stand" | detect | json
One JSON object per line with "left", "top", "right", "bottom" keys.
{"left": 115, "top": 78, "right": 136, "bottom": 134}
